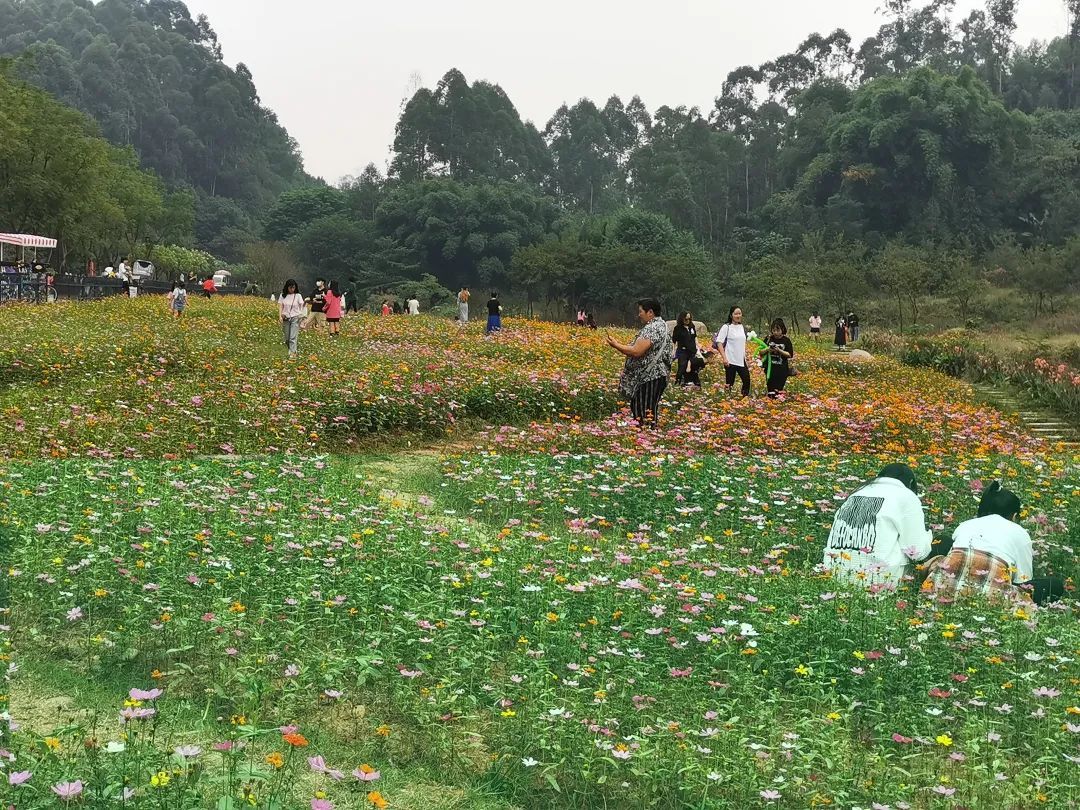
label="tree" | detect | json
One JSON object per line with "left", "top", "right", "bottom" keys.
{"left": 263, "top": 186, "right": 347, "bottom": 243}
{"left": 799, "top": 67, "right": 1026, "bottom": 242}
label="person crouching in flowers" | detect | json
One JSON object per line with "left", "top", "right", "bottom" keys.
{"left": 822, "top": 464, "right": 948, "bottom": 588}
{"left": 606, "top": 298, "right": 672, "bottom": 429}
{"left": 922, "top": 482, "right": 1067, "bottom": 606}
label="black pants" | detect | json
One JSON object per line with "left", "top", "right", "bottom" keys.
{"left": 766, "top": 367, "right": 789, "bottom": 396}
{"left": 725, "top": 364, "right": 751, "bottom": 396}
{"left": 630, "top": 377, "right": 667, "bottom": 428}
{"left": 1022, "top": 577, "right": 1066, "bottom": 605}
{"left": 675, "top": 351, "right": 700, "bottom": 386}
{"left": 346, "top": 299, "right": 359, "bottom": 313}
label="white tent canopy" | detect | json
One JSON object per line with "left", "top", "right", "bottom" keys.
{"left": 0, "top": 233, "right": 57, "bottom": 249}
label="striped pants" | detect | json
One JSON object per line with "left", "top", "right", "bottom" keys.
{"left": 630, "top": 376, "right": 667, "bottom": 428}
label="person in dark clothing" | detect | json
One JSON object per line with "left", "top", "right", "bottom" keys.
{"left": 586, "top": 313, "right": 597, "bottom": 330}
{"left": 392, "top": 300, "right": 402, "bottom": 315}
{"left": 671, "top": 311, "right": 701, "bottom": 387}
{"left": 848, "top": 312, "right": 860, "bottom": 343}
{"left": 834, "top": 314, "right": 847, "bottom": 349}
{"left": 760, "top": 318, "right": 794, "bottom": 398}
{"left": 486, "top": 292, "right": 502, "bottom": 334}
{"left": 346, "top": 287, "right": 360, "bottom": 313}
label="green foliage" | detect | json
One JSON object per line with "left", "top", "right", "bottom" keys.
{"left": 1, "top": 0, "right": 305, "bottom": 203}
{"left": 0, "top": 71, "right": 182, "bottom": 266}
{"left": 149, "top": 243, "right": 222, "bottom": 279}
{"left": 263, "top": 186, "right": 348, "bottom": 243}
{"left": 376, "top": 179, "right": 558, "bottom": 290}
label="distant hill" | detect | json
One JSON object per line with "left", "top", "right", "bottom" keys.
{"left": 0, "top": 0, "right": 310, "bottom": 255}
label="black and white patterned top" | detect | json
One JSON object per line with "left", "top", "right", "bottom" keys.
{"left": 618, "top": 317, "right": 673, "bottom": 396}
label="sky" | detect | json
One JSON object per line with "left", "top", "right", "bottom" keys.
{"left": 182, "top": 0, "right": 1071, "bottom": 183}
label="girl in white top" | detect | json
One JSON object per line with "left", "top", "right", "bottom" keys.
{"left": 715, "top": 305, "right": 751, "bottom": 397}
{"left": 279, "top": 279, "right": 306, "bottom": 359}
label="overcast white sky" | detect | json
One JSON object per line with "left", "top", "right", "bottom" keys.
{"left": 182, "top": 0, "right": 1070, "bottom": 182}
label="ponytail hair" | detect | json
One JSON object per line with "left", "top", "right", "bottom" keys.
{"left": 977, "top": 481, "right": 1022, "bottom": 520}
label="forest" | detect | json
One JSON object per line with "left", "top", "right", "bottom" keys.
{"left": 2, "top": 0, "right": 1080, "bottom": 327}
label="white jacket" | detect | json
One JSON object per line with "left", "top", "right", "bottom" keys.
{"left": 823, "top": 477, "right": 933, "bottom": 584}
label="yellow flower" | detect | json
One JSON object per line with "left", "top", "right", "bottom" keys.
{"left": 545, "top": 612, "right": 558, "bottom": 622}
{"left": 795, "top": 664, "right": 811, "bottom": 676}
{"left": 826, "top": 712, "right": 841, "bottom": 721}
{"left": 265, "top": 752, "right": 284, "bottom": 769}
{"left": 936, "top": 734, "right": 953, "bottom": 746}
{"left": 150, "top": 770, "right": 171, "bottom": 787}
{"left": 375, "top": 724, "right": 391, "bottom": 737}
{"left": 500, "top": 709, "right": 516, "bottom": 718}
{"left": 44, "top": 736, "right": 61, "bottom": 751}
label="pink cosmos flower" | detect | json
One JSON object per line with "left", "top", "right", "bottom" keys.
{"left": 932, "top": 786, "right": 956, "bottom": 796}
{"left": 353, "top": 766, "right": 381, "bottom": 782}
{"left": 1032, "top": 687, "right": 1061, "bottom": 698}
{"left": 51, "top": 781, "right": 84, "bottom": 801}
{"left": 310, "top": 800, "right": 333, "bottom": 810}
{"left": 129, "top": 687, "right": 163, "bottom": 701}
{"left": 8, "top": 771, "right": 31, "bottom": 786}
{"left": 892, "top": 733, "right": 913, "bottom": 744}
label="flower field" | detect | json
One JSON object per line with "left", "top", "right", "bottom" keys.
{"left": 1, "top": 298, "right": 1079, "bottom": 809}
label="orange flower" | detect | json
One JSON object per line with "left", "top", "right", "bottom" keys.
{"left": 282, "top": 732, "right": 308, "bottom": 747}
{"left": 265, "top": 751, "right": 284, "bottom": 768}
{"left": 367, "top": 791, "right": 389, "bottom": 809}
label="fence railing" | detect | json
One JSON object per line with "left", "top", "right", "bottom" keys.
{"left": 0, "top": 273, "right": 254, "bottom": 303}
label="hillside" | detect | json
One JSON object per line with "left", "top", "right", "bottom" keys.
{"left": 0, "top": 0, "right": 309, "bottom": 257}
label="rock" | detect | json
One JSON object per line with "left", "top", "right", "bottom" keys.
{"left": 848, "top": 349, "right": 874, "bottom": 361}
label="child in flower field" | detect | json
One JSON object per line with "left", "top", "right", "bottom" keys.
{"left": 324, "top": 281, "right": 343, "bottom": 338}
{"left": 923, "top": 482, "right": 1067, "bottom": 606}
{"left": 167, "top": 281, "right": 187, "bottom": 319}
{"left": 760, "top": 318, "right": 793, "bottom": 398}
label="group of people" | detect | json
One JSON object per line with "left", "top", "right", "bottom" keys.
{"left": 274, "top": 283, "right": 506, "bottom": 358}
{"left": 609, "top": 300, "right": 797, "bottom": 429}
{"left": 824, "top": 464, "right": 1066, "bottom": 606}
{"left": 277, "top": 278, "right": 346, "bottom": 357}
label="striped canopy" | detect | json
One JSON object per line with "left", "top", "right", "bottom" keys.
{"left": 0, "top": 233, "right": 57, "bottom": 248}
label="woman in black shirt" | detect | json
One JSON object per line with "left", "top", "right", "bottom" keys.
{"left": 671, "top": 311, "right": 701, "bottom": 387}
{"left": 761, "top": 318, "right": 794, "bottom": 398}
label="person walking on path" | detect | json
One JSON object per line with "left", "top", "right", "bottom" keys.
{"left": 760, "top": 318, "right": 794, "bottom": 398}
{"left": 279, "top": 279, "right": 306, "bottom": 359}
{"left": 809, "top": 312, "right": 822, "bottom": 342}
{"left": 486, "top": 292, "right": 503, "bottom": 334}
{"left": 715, "top": 306, "right": 751, "bottom": 397}
{"left": 202, "top": 276, "right": 216, "bottom": 300}
{"left": 168, "top": 281, "right": 188, "bottom": 319}
{"left": 834, "top": 314, "right": 848, "bottom": 350}
{"left": 607, "top": 298, "right": 672, "bottom": 429}
{"left": 324, "top": 281, "right": 343, "bottom": 338}
{"left": 848, "top": 311, "right": 860, "bottom": 343}
{"left": 457, "top": 287, "right": 471, "bottom": 324}
{"left": 672, "top": 310, "right": 701, "bottom": 387}
{"left": 302, "top": 279, "right": 328, "bottom": 330}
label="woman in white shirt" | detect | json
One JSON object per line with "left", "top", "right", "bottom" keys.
{"left": 278, "top": 279, "right": 306, "bottom": 359}
{"left": 924, "top": 482, "right": 1066, "bottom": 605}
{"left": 714, "top": 306, "right": 751, "bottom": 397}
